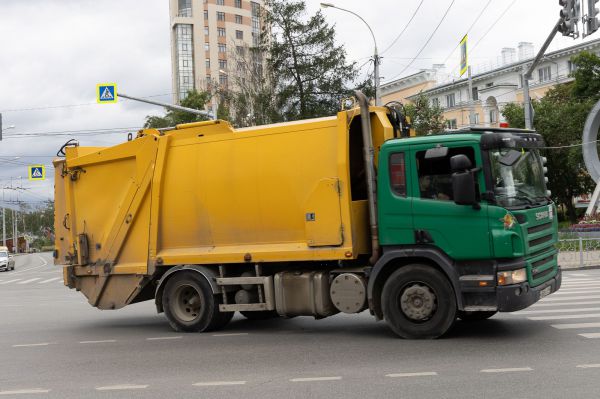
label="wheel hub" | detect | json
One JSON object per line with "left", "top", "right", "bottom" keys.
{"left": 400, "top": 283, "right": 437, "bottom": 321}
{"left": 173, "top": 284, "right": 203, "bottom": 322}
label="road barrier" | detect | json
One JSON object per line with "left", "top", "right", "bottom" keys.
{"left": 558, "top": 238, "right": 600, "bottom": 268}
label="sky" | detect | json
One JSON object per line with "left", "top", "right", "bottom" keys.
{"left": 0, "top": 0, "right": 598, "bottom": 207}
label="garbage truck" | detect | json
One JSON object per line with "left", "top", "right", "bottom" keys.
{"left": 53, "top": 93, "right": 561, "bottom": 338}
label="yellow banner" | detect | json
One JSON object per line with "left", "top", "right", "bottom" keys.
{"left": 460, "top": 34, "right": 468, "bottom": 77}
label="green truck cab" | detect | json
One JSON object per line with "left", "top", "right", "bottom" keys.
{"left": 370, "top": 127, "right": 561, "bottom": 337}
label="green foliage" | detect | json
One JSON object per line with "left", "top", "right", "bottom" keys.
{"left": 263, "top": 0, "right": 365, "bottom": 121}
{"left": 500, "top": 51, "right": 600, "bottom": 223}
{"left": 144, "top": 90, "right": 211, "bottom": 128}
{"left": 1, "top": 201, "right": 54, "bottom": 249}
{"left": 403, "top": 93, "right": 446, "bottom": 135}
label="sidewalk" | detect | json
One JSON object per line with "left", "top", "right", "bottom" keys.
{"left": 559, "top": 249, "right": 600, "bottom": 270}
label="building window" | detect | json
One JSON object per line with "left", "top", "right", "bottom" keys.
{"left": 236, "top": 30, "right": 244, "bottom": 39}
{"left": 489, "top": 110, "right": 497, "bottom": 124}
{"left": 471, "top": 87, "right": 478, "bottom": 101}
{"left": 236, "top": 45, "right": 245, "bottom": 56}
{"left": 218, "top": 43, "right": 226, "bottom": 53}
{"left": 204, "top": 26, "right": 209, "bottom": 35}
{"left": 538, "top": 66, "right": 552, "bottom": 82}
{"left": 235, "top": 14, "right": 243, "bottom": 24}
{"left": 178, "top": 0, "right": 192, "bottom": 17}
{"left": 217, "top": 11, "right": 225, "bottom": 21}
{"left": 474, "top": 113, "right": 479, "bottom": 124}
{"left": 445, "top": 119, "right": 457, "bottom": 129}
{"left": 446, "top": 93, "right": 455, "bottom": 108}
{"left": 219, "top": 74, "right": 228, "bottom": 86}
{"left": 217, "top": 0, "right": 224, "bottom": 5}
{"left": 204, "top": 10, "right": 208, "bottom": 20}
{"left": 204, "top": 42, "right": 209, "bottom": 51}
{"left": 206, "top": 58, "right": 210, "bottom": 68}
{"left": 175, "top": 24, "right": 194, "bottom": 101}
{"left": 389, "top": 153, "right": 407, "bottom": 197}
{"left": 235, "top": 0, "right": 242, "bottom": 7}
{"left": 251, "top": 1, "right": 260, "bottom": 46}
{"left": 219, "top": 59, "right": 227, "bottom": 69}
{"left": 218, "top": 27, "right": 226, "bottom": 37}
{"left": 568, "top": 60, "right": 578, "bottom": 74}
{"left": 432, "top": 98, "right": 440, "bottom": 107}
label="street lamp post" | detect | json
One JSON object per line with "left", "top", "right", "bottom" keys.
{"left": 320, "top": 3, "right": 380, "bottom": 106}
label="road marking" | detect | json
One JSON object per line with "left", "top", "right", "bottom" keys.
{"left": 567, "top": 273, "right": 590, "bottom": 277}
{"left": 96, "top": 384, "right": 148, "bottom": 391}
{"left": 79, "top": 340, "right": 116, "bottom": 344}
{"left": 480, "top": 367, "right": 532, "bottom": 373}
{"left": 290, "top": 377, "right": 342, "bottom": 382}
{"left": 554, "top": 290, "right": 600, "bottom": 295}
{"left": 532, "top": 300, "right": 600, "bottom": 308}
{"left": 577, "top": 364, "right": 600, "bottom": 368}
{"left": 17, "top": 278, "right": 41, "bottom": 284}
{"left": 0, "top": 389, "right": 50, "bottom": 395}
{"left": 542, "top": 295, "right": 600, "bottom": 302}
{"left": 578, "top": 333, "right": 600, "bottom": 338}
{"left": 212, "top": 333, "right": 249, "bottom": 337}
{"left": 528, "top": 313, "right": 600, "bottom": 321}
{"left": 560, "top": 283, "right": 600, "bottom": 289}
{"left": 562, "top": 278, "right": 593, "bottom": 282}
{"left": 38, "top": 277, "right": 61, "bottom": 284}
{"left": 0, "top": 279, "right": 21, "bottom": 284}
{"left": 551, "top": 322, "right": 600, "bottom": 329}
{"left": 9, "top": 257, "right": 49, "bottom": 275}
{"left": 386, "top": 372, "right": 438, "bottom": 378}
{"left": 193, "top": 381, "right": 247, "bottom": 386}
{"left": 12, "top": 343, "right": 55, "bottom": 347}
{"left": 146, "top": 336, "right": 182, "bottom": 341}
{"left": 516, "top": 307, "right": 600, "bottom": 315}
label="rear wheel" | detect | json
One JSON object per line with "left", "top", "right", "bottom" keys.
{"left": 162, "top": 272, "right": 233, "bottom": 332}
{"left": 381, "top": 264, "right": 457, "bottom": 339}
{"left": 457, "top": 310, "right": 497, "bottom": 321}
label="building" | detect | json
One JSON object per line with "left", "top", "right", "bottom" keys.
{"left": 169, "top": 0, "right": 264, "bottom": 109}
{"left": 381, "top": 38, "right": 600, "bottom": 129}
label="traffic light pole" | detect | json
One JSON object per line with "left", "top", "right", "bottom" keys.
{"left": 523, "top": 19, "right": 562, "bottom": 129}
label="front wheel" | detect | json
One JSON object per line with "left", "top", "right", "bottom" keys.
{"left": 457, "top": 310, "right": 497, "bottom": 321}
{"left": 162, "top": 271, "right": 233, "bottom": 332}
{"left": 381, "top": 265, "right": 457, "bottom": 339}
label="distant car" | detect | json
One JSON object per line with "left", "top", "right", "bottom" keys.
{"left": 0, "top": 247, "right": 15, "bottom": 271}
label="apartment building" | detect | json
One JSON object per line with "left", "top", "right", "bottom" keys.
{"left": 169, "top": 0, "right": 264, "bottom": 107}
{"left": 381, "top": 38, "right": 600, "bottom": 129}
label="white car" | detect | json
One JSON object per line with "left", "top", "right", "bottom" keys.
{"left": 0, "top": 247, "right": 15, "bottom": 271}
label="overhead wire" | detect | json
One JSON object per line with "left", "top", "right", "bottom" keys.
{"left": 380, "top": 0, "right": 426, "bottom": 55}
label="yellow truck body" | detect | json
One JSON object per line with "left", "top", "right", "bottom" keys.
{"left": 54, "top": 107, "right": 394, "bottom": 310}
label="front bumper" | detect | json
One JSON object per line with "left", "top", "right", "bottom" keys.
{"left": 497, "top": 266, "right": 562, "bottom": 312}
{"left": 0, "top": 263, "right": 8, "bottom": 271}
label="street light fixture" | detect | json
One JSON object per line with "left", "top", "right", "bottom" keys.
{"left": 320, "top": 2, "right": 380, "bottom": 106}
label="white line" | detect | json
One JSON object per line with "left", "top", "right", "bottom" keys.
{"left": 96, "top": 384, "right": 148, "bottom": 391}
{"left": 532, "top": 300, "right": 600, "bottom": 307}
{"left": 17, "top": 278, "right": 41, "bottom": 284}
{"left": 577, "top": 364, "right": 600, "bottom": 368}
{"left": 38, "top": 277, "right": 61, "bottom": 284}
{"left": 290, "top": 377, "right": 342, "bottom": 382}
{"left": 386, "top": 372, "right": 438, "bottom": 378}
{"left": 516, "top": 307, "right": 600, "bottom": 315}
{"left": 567, "top": 273, "right": 590, "bottom": 277}
{"left": 212, "top": 333, "right": 248, "bottom": 337}
{"left": 0, "top": 389, "right": 50, "bottom": 395}
{"left": 562, "top": 278, "right": 594, "bottom": 282}
{"left": 551, "top": 322, "right": 600, "bottom": 329}
{"left": 560, "top": 283, "right": 600, "bottom": 289}
{"left": 79, "top": 340, "right": 116, "bottom": 344}
{"left": 579, "top": 333, "right": 600, "bottom": 338}
{"left": 12, "top": 343, "right": 54, "bottom": 347}
{"left": 528, "top": 313, "right": 600, "bottom": 321}
{"left": 554, "top": 290, "right": 600, "bottom": 295}
{"left": 542, "top": 295, "right": 600, "bottom": 302}
{"left": 146, "top": 336, "right": 182, "bottom": 341}
{"left": 480, "top": 367, "right": 532, "bottom": 373}
{"left": 193, "top": 381, "right": 247, "bottom": 386}
{"left": 0, "top": 279, "right": 21, "bottom": 284}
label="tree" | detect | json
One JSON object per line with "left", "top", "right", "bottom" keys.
{"left": 144, "top": 89, "right": 211, "bottom": 128}
{"left": 263, "top": 0, "right": 365, "bottom": 121}
{"left": 501, "top": 51, "right": 600, "bottom": 223}
{"left": 403, "top": 93, "right": 446, "bottom": 135}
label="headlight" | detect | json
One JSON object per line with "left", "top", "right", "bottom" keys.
{"left": 497, "top": 268, "right": 527, "bottom": 285}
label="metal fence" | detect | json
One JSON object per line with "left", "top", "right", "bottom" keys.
{"left": 558, "top": 238, "right": 600, "bottom": 268}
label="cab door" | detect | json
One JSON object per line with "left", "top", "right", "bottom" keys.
{"left": 409, "top": 142, "right": 491, "bottom": 260}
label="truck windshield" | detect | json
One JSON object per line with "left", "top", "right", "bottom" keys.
{"left": 489, "top": 148, "right": 547, "bottom": 208}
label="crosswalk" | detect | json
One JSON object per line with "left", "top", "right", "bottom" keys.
{"left": 0, "top": 276, "right": 62, "bottom": 286}
{"left": 511, "top": 271, "right": 600, "bottom": 339}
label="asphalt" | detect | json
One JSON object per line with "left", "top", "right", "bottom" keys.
{"left": 1, "top": 253, "right": 600, "bottom": 398}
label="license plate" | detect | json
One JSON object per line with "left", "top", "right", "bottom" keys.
{"left": 539, "top": 286, "right": 552, "bottom": 299}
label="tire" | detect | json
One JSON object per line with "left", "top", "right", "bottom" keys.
{"left": 381, "top": 264, "right": 457, "bottom": 339}
{"left": 240, "top": 310, "right": 279, "bottom": 320}
{"left": 457, "top": 310, "right": 497, "bottom": 321}
{"left": 162, "top": 271, "right": 233, "bottom": 332}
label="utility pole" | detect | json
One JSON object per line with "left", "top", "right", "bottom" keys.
{"left": 467, "top": 66, "right": 475, "bottom": 126}
{"left": 13, "top": 209, "right": 17, "bottom": 253}
{"left": 2, "top": 207, "right": 5, "bottom": 247}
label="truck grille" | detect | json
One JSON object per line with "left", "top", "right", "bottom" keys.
{"left": 528, "top": 222, "right": 552, "bottom": 235}
{"left": 529, "top": 234, "right": 553, "bottom": 247}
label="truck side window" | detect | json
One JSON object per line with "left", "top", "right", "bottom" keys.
{"left": 416, "top": 147, "right": 476, "bottom": 201}
{"left": 389, "top": 153, "right": 406, "bottom": 196}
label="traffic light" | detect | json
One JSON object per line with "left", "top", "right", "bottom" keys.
{"left": 583, "top": 0, "right": 599, "bottom": 37}
{"left": 559, "top": 0, "right": 580, "bottom": 38}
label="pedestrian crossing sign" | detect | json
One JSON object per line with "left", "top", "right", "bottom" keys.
{"left": 28, "top": 165, "right": 45, "bottom": 181}
{"left": 96, "top": 83, "right": 118, "bottom": 103}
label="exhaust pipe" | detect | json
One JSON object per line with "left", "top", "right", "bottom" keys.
{"left": 354, "top": 91, "right": 380, "bottom": 265}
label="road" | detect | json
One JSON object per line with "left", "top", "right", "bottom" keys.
{"left": 1, "top": 253, "right": 600, "bottom": 398}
